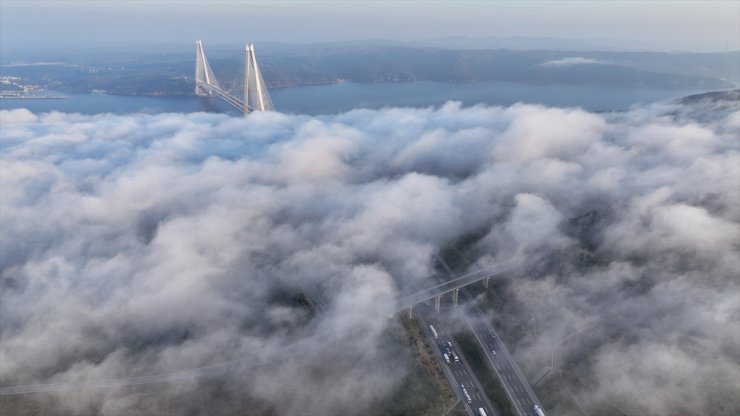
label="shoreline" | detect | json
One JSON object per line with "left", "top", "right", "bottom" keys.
{"left": 0, "top": 96, "right": 66, "bottom": 100}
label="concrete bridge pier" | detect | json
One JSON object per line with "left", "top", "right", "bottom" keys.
{"left": 453, "top": 288, "right": 459, "bottom": 306}
{"left": 408, "top": 306, "right": 413, "bottom": 319}
{"left": 435, "top": 295, "right": 441, "bottom": 314}
{"left": 484, "top": 277, "right": 489, "bottom": 289}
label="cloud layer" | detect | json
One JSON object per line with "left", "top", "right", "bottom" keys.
{"left": 539, "top": 57, "right": 602, "bottom": 67}
{"left": 1, "top": 97, "right": 738, "bottom": 415}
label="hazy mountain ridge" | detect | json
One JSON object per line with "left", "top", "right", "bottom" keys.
{"left": 1, "top": 45, "right": 737, "bottom": 96}
{"left": 679, "top": 88, "right": 740, "bottom": 103}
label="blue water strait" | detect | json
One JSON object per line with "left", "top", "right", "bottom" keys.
{"left": 0, "top": 80, "right": 710, "bottom": 116}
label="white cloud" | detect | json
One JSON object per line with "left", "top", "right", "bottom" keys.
{"left": 540, "top": 56, "right": 602, "bottom": 66}
{"left": 1, "top": 96, "right": 738, "bottom": 415}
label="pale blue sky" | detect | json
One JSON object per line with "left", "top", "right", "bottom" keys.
{"left": 1, "top": 0, "right": 738, "bottom": 52}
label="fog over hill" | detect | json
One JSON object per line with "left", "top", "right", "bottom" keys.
{"left": 1, "top": 92, "right": 739, "bottom": 415}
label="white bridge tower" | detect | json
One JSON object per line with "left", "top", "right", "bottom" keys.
{"left": 194, "top": 40, "right": 274, "bottom": 115}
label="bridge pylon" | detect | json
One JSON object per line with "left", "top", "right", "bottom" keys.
{"left": 244, "top": 44, "right": 274, "bottom": 113}
{"left": 194, "top": 40, "right": 274, "bottom": 115}
{"left": 195, "top": 40, "right": 221, "bottom": 96}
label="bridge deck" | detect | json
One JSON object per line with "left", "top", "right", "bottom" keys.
{"left": 394, "top": 259, "right": 517, "bottom": 311}
{"left": 196, "top": 81, "right": 256, "bottom": 113}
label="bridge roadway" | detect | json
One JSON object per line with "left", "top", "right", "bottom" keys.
{"left": 394, "top": 260, "right": 518, "bottom": 312}
{"left": 301, "top": 259, "right": 518, "bottom": 316}
{"left": 196, "top": 81, "right": 256, "bottom": 113}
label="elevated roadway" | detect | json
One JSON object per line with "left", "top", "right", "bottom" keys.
{"left": 395, "top": 260, "right": 518, "bottom": 312}
{"left": 195, "top": 81, "right": 255, "bottom": 113}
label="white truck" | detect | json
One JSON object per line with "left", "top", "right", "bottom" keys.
{"left": 534, "top": 404, "right": 546, "bottom": 416}
{"left": 461, "top": 385, "right": 472, "bottom": 403}
{"left": 478, "top": 408, "right": 487, "bottom": 416}
{"left": 429, "top": 325, "right": 438, "bottom": 339}
{"left": 443, "top": 353, "right": 450, "bottom": 364}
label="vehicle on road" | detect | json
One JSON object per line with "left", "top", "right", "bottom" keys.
{"left": 478, "top": 408, "right": 488, "bottom": 416}
{"left": 430, "top": 325, "right": 438, "bottom": 339}
{"left": 443, "top": 353, "right": 450, "bottom": 363}
{"left": 461, "top": 385, "right": 472, "bottom": 403}
{"left": 534, "top": 404, "right": 546, "bottom": 416}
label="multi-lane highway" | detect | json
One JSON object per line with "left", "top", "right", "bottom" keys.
{"left": 301, "top": 254, "right": 546, "bottom": 416}
{"left": 460, "top": 288, "right": 545, "bottom": 416}
{"left": 417, "top": 303, "right": 496, "bottom": 416}
{"left": 431, "top": 255, "right": 546, "bottom": 416}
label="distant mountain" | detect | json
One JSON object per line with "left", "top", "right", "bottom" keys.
{"left": 2, "top": 45, "right": 737, "bottom": 96}
{"left": 258, "top": 47, "right": 738, "bottom": 89}
{"left": 408, "top": 36, "right": 662, "bottom": 52}
{"left": 679, "top": 89, "right": 740, "bottom": 104}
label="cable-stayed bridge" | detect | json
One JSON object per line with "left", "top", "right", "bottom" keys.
{"left": 195, "top": 40, "right": 274, "bottom": 115}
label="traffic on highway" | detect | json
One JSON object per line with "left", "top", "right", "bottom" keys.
{"left": 460, "top": 288, "right": 546, "bottom": 416}
{"left": 417, "top": 303, "right": 498, "bottom": 416}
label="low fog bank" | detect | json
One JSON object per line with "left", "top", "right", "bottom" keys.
{"left": 1, "top": 94, "right": 738, "bottom": 415}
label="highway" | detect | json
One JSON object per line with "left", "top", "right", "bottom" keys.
{"left": 431, "top": 255, "right": 546, "bottom": 416}
{"left": 460, "top": 288, "right": 545, "bottom": 416}
{"left": 301, "top": 254, "right": 545, "bottom": 416}
{"left": 0, "top": 356, "right": 254, "bottom": 395}
{"left": 417, "top": 303, "right": 497, "bottom": 416}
